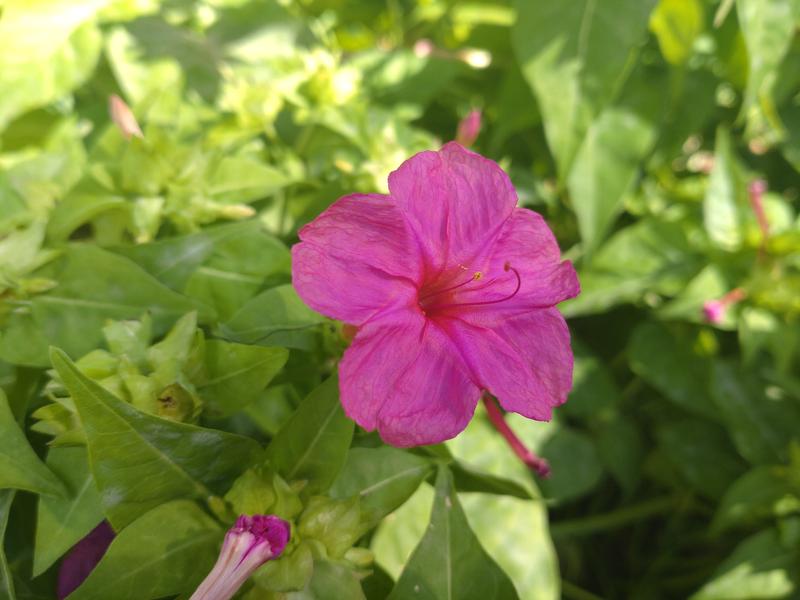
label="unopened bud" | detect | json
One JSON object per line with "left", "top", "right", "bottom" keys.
{"left": 703, "top": 288, "right": 746, "bottom": 324}
{"left": 455, "top": 110, "right": 481, "bottom": 147}
{"left": 413, "top": 39, "right": 434, "bottom": 58}
{"left": 218, "top": 204, "right": 256, "bottom": 220}
{"left": 109, "top": 95, "right": 143, "bottom": 140}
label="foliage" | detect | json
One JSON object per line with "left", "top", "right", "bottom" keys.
{"left": 1, "top": 0, "right": 799, "bottom": 598}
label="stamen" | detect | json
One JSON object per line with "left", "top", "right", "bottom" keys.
{"left": 419, "top": 271, "right": 483, "bottom": 303}
{"left": 433, "top": 262, "right": 522, "bottom": 310}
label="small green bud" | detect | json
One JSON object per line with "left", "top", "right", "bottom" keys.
{"left": 225, "top": 466, "right": 278, "bottom": 516}
{"left": 253, "top": 540, "right": 313, "bottom": 593}
{"left": 118, "top": 357, "right": 158, "bottom": 413}
{"left": 156, "top": 383, "right": 200, "bottom": 422}
{"left": 18, "top": 277, "right": 58, "bottom": 295}
{"left": 344, "top": 547, "right": 374, "bottom": 569}
{"left": 103, "top": 314, "right": 152, "bottom": 368}
{"left": 75, "top": 350, "right": 119, "bottom": 380}
{"left": 297, "top": 496, "right": 364, "bottom": 559}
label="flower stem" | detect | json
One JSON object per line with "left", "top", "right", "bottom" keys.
{"left": 481, "top": 395, "right": 550, "bottom": 478}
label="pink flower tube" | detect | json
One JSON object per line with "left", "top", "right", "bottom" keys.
{"left": 190, "top": 515, "right": 290, "bottom": 600}
{"left": 292, "top": 142, "right": 579, "bottom": 447}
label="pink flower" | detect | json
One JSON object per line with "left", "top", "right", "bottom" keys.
{"left": 455, "top": 109, "right": 482, "bottom": 147}
{"left": 703, "top": 288, "right": 745, "bottom": 325}
{"left": 190, "top": 515, "right": 290, "bottom": 600}
{"left": 292, "top": 142, "right": 579, "bottom": 446}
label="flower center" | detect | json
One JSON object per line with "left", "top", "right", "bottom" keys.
{"left": 418, "top": 262, "right": 522, "bottom": 315}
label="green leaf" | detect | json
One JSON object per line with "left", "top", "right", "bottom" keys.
{"left": 180, "top": 222, "right": 291, "bottom": 320}
{"left": 0, "top": 1, "right": 107, "bottom": 129}
{"left": 449, "top": 460, "right": 533, "bottom": 500}
{"left": 649, "top": 0, "right": 704, "bottom": 65}
{"left": 111, "top": 229, "right": 219, "bottom": 291}
{"left": 703, "top": 127, "right": 749, "bottom": 251}
{"left": 445, "top": 416, "right": 559, "bottom": 599}
{"left": 713, "top": 466, "right": 800, "bottom": 534}
{"left": 567, "top": 107, "right": 657, "bottom": 251}
{"left": 595, "top": 417, "right": 644, "bottom": 495}
{"left": 33, "top": 446, "right": 104, "bottom": 576}
{"left": 0, "top": 246, "right": 212, "bottom": 367}
{"left": 220, "top": 284, "right": 324, "bottom": 350}
{"left": 736, "top": 0, "right": 797, "bottom": 138}
{"left": 562, "top": 340, "right": 620, "bottom": 419}
{"left": 536, "top": 425, "right": 604, "bottom": 503}
{"left": 657, "top": 419, "right": 747, "bottom": 500}
{"left": 266, "top": 375, "right": 353, "bottom": 495}
{"left": 711, "top": 361, "right": 800, "bottom": 465}
{"left": 690, "top": 528, "right": 798, "bottom": 600}
{"left": 0, "top": 491, "right": 14, "bottom": 600}
{"left": 561, "top": 219, "right": 700, "bottom": 317}
{"left": 46, "top": 193, "right": 128, "bottom": 244}
{"left": 0, "top": 389, "right": 66, "bottom": 497}
{"left": 330, "top": 447, "right": 433, "bottom": 526}
{"left": 659, "top": 265, "right": 732, "bottom": 325}
{"left": 388, "top": 467, "right": 519, "bottom": 600}
{"left": 68, "top": 500, "right": 221, "bottom": 600}
{"left": 198, "top": 340, "right": 288, "bottom": 417}
{"left": 283, "top": 559, "right": 366, "bottom": 600}
{"left": 628, "top": 321, "right": 718, "bottom": 418}
{"left": 512, "top": 0, "right": 656, "bottom": 176}
{"left": 450, "top": 415, "right": 602, "bottom": 504}
{"left": 208, "top": 156, "right": 292, "bottom": 203}
{"left": 50, "top": 347, "right": 261, "bottom": 528}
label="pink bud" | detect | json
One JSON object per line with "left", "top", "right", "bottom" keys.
{"left": 455, "top": 110, "right": 481, "bottom": 147}
{"left": 413, "top": 39, "right": 434, "bottom": 58}
{"left": 109, "top": 94, "right": 143, "bottom": 140}
{"left": 748, "top": 179, "right": 769, "bottom": 244}
{"left": 702, "top": 288, "right": 745, "bottom": 324}
{"left": 190, "top": 515, "right": 290, "bottom": 600}
{"left": 702, "top": 300, "right": 727, "bottom": 324}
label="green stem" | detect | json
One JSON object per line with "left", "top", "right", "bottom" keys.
{"left": 550, "top": 496, "right": 682, "bottom": 538}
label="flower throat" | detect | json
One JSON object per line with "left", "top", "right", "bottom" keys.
{"left": 418, "top": 262, "right": 522, "bottom": 314}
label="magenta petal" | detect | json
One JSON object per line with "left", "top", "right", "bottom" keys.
{"left": 387, "top": 142, "right": 517, "bottom": 273}
{"left": 339, "top": 311, "right": 481, "bottom": 446}
{"left": 441, "top": 307, "right": 573, "bottom": 421}
{"left": 480, "top": 208, "right": 579, "bottom": 311}
{"left": 292, "top": 193, "right": 421, "bottom": 325}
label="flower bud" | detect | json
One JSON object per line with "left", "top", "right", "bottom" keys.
{"left": 702, "top": 288, "right": 746, "bottom": 324}
{"left": 109, "top": 94, "right": 143, "bottom": 140}
{"left": 190, "top": 515, "right": 290, "bottom": 600}
{"left": 456, "top": 110, "right": 481, "bottom": 147}
{"left": 702, "top": 300, "right": 727, "bottom": 324}
{"left": 297, "top": 496, "right": 363, "bottom": 559}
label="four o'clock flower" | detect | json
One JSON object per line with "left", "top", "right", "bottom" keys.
{"left": 190, "top": 515, "right": 290, "bottom": 600}
{"left": 292, "top": 142, "right": 579, "bottom": 447}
